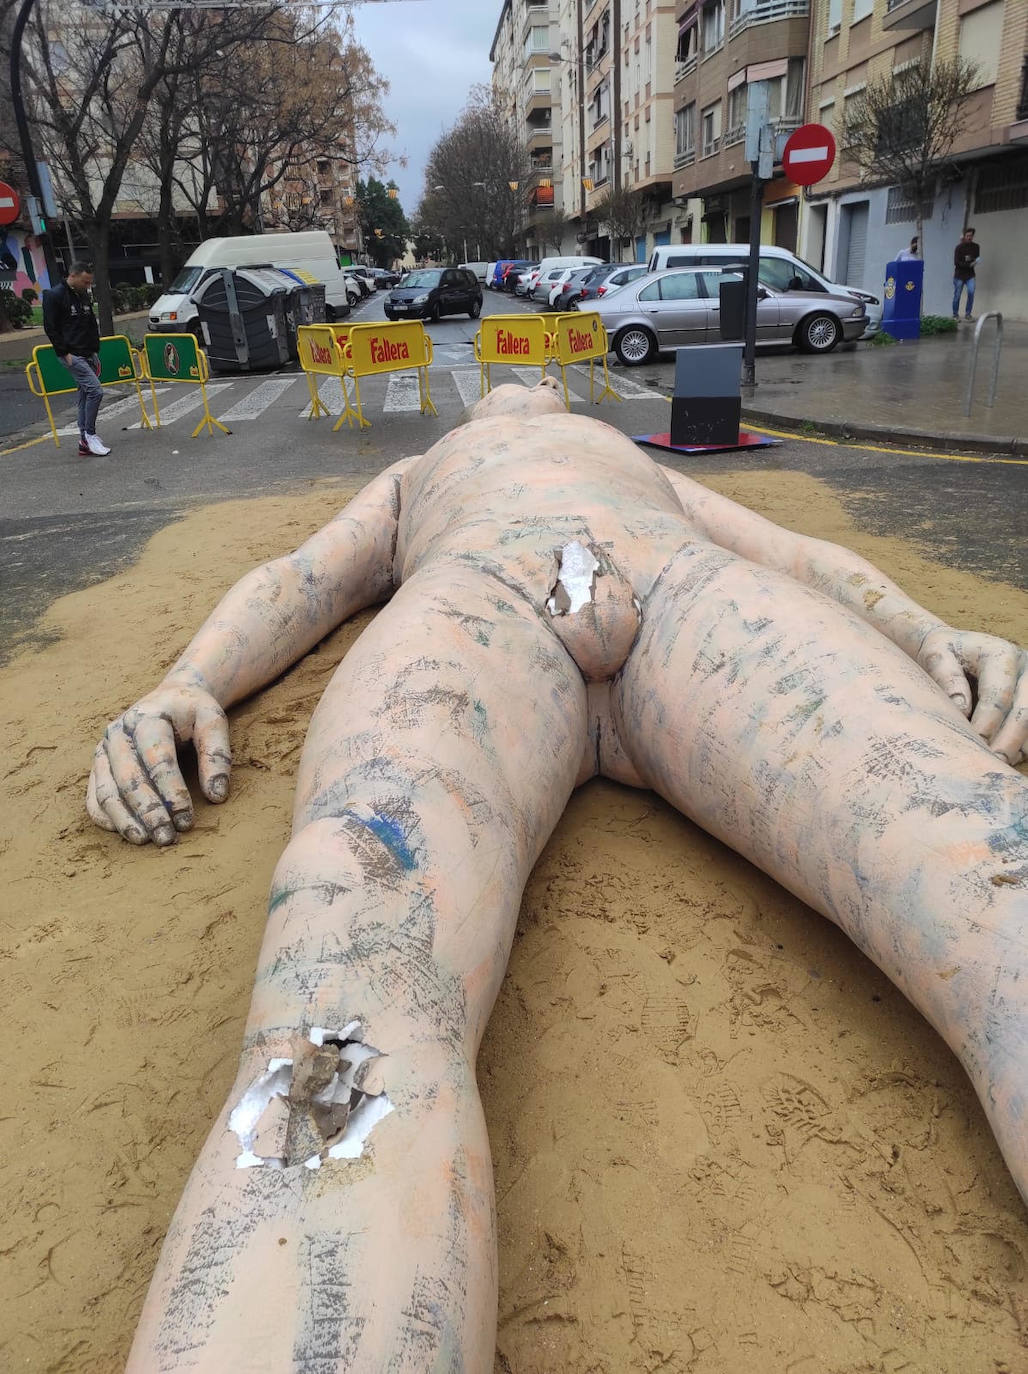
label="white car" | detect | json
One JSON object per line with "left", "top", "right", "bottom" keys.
{"left": 546, "top": 268, "right": 587, "bottom": 307}
{"left": 532, "top": 267, "right": 567, "bottom": 303}
{"left": 341, "top": 272, "right": 363, "bottom": 306}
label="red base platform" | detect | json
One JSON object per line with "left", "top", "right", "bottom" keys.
{"left": 632, "top": 430, "right": 780, "bottom": 455}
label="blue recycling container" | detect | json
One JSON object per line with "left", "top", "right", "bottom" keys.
{"left": 881, "top": 259, "right": 923, "bottom": 340}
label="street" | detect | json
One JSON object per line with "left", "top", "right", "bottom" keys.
{"left": 2, "top": 287, "right": 1026, "bottom": 662}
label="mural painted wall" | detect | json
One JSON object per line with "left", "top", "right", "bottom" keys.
{"left": 0, "top": 229, "right": 52, "bottom": 295}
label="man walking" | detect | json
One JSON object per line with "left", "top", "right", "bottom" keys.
{"left": 952, "top": 227, "right": 980, "bottom": 322}
{"left": 42, "top": 260, "right": 110, "bottom": 456}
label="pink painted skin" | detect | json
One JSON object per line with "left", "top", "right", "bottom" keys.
{"left": 87, "top": 379, "right": 1027, "bottom": 1372}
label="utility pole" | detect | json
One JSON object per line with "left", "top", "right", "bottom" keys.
{"left": 742, "top": 82, "right": 773, "bottom": 389}
{"left": 9, "top": 0, "right": 60, "bottom": 285}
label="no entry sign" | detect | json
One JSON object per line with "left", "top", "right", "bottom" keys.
{"left": 782, "top": 124, "right": 837, "bottom": 186}
{"left": 0, "top": 181, "right": 21, "bottom": 226}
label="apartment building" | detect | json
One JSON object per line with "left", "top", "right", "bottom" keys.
{"left": 492, "top": 0, "right": 681, "bottom": 260}
{"left": 802, "top": 0, "right": 1028, "bottom": 318}
{"left": 670, "top": 0, "right": 811, "bottom": 249}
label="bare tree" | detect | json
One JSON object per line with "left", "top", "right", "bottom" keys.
{"left": 418, "top": 87, "right": 531, "bottom": 260}
{"left": 540, "top": 205, "right": 569, "bottom": 254}
{"left": 593, "top": 183, "right": 645, "bottom": 263}
{"left": 842, "top": 57, "right": 980, "bottom": 268}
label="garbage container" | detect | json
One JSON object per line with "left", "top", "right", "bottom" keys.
{"left": 193, "top": 267, "right": 294, "bottom": 372}
{"left": 881, "top": 258, "right": 923, "bottom": 340}
{"left": 718, "top": 265, "right": 748, "bottom": 342}
{"left": 279, "top": 270, "right": 328, "bottom": 326}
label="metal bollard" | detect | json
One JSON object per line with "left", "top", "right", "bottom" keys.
{"left": 963, "top": 311, "right": 1003, "bottom": 417}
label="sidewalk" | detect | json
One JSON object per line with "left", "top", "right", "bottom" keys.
{"left": 739, "top": 318, "right": 1028, "bottom": 454}
{"left": 0, "top": 310, "right": 150, "bottom": 365}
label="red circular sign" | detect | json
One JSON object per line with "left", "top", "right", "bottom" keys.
{"left": 782, "top": 124, "right": 837, "bottom": 187}
{"left": 0, "top": 181, "right": 21, "bottom": 227}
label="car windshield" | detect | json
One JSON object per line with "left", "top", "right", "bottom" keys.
{"left": 169, "top": 266, "right": 203, "bottom": 294}
{"left": 401, "top": 270, "right": 442, "bottom": 288}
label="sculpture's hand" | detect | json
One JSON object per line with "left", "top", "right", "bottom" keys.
{"left": 86, "top": 684, "right": 231, "bottom": 845}
{"left": 917, "top": 627, "right": 1028, "bottom": 765}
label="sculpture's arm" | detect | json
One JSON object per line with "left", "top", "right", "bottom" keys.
{"left": 87, "top": 458, "right": 415, "bottom": 845}
{"left": 661, "top": 465, "right": 1027, "bottom": 764}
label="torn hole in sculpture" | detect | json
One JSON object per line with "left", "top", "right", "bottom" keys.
{"left": 228, "top": 1021, "right": 394, "bottom": 1171}
{"left": 547, "top": 539, "right": 599, "bottom": 616}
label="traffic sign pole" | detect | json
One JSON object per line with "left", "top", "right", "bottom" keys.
{"left": 9, "top": 0, "right": 60, "bottom": 286}
{"left": 742, "top": 83, "right": 769, "bottom": 390}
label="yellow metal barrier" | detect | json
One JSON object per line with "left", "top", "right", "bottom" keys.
{"left": 340, "top": 321, "right": 437, "bottom": 430}
{"left": 552, "top": 311, "right": 620, "bottom": 407}
{"left": 297, "top": 324, "right": 361, "bottom": 429}
{"left": 25, "top": 334, "right": 153, "bottom": 448}
{"left": 141, "top": 333, "right": 229, "bottom": 438}
{"left": 473, "top": 314, "right": 549, "bottom": 397}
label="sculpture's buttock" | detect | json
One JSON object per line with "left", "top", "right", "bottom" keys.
{"left": 546, "top": 539, "right": 641, "bottom": 683}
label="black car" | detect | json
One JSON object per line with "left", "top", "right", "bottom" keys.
{"left": 384, "top": 267, "right": 482, "bottom": 322}
{"left": 369, "top": 266, "right": 401, "bottom": 288}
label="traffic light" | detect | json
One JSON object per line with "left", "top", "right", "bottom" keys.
{"left": 27, "top": 195, "right": 46, "bottom": 235}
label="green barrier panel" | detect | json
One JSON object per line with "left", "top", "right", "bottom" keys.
{"left": 26, "top": 335, "right": 153, "bottom": 448}
{"left": 143, "top": 333, "right": 204, "bottom": 383}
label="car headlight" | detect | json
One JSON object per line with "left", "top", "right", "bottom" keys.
{"left": 849, "top": 306, "right": 866, "bottom": 317}
{"left": 413, "top": 294, "right": 429, "bottom": 304}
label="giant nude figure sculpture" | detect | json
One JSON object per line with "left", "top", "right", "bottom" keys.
{"left": 87, "top": 380, "right": 1026, "bottom": 1372}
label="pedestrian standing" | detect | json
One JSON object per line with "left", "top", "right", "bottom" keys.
{"left": 42, "top": 261, "right": 110, "bottom": 456}
{"left": 952, "top": 228, "right": 980, "bottom": 322}
{"left": 896, "top": 236, "right": 919, "bottom": 261}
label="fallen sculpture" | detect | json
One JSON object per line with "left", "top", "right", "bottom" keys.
{"left": 87, "top": 380, "right": 1027, "bottom": 1371}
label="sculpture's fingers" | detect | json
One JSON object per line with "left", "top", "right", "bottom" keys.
{"left": 86, "top": 766, "right": 117, "bottom": 832}
{"left": 130, "top": 712, "right": 194, "bottom": 832}
{"left": 193, "top": 699, "right": 232, "bottom": 803}
{"left": 919, "top": 638, "right": 973, "bottom": 715}
{"left": 104, "top": 720, "right": 176, "bottom": 846}
{"left": 90, "top": 742, "right": 148, "bottom": 844}
{"left": 987, "top": 669, "right": 1028, "bottom": 767}
{"left": 968, "top": 643, "right": 1019, "bottom": 744}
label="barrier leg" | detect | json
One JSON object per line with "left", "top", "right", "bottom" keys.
{"left": 333, "top": 373, "right": 370, "bottom": 431}
{"left": 590, "top": 354, "right": 621, "bottom": 406}
{"left": 190, "top": 380, "right": 231, "bottom": 438}
{"left": 42, "top": 391, "right": 60, "bottom": 448}
{"left": 305, "top": 372, "right": 332, "bottom": 420}
{"left": 418, "top": 366, "right": 438, "bottom": 417}
{"left": 132, "top": 376, "right": 154, "bottom": 430}
{"left": 557, "top": 363, "right": 571, "bottom": 411}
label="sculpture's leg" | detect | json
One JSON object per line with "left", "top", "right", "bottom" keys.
{"left": 615, "top": 542, "right": 1027, "bottom": 1205}
{"left": 128, "top": 564, "right": 587, "bottom": 1373}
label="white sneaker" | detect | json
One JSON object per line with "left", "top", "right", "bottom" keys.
{"left": 85, "top": 433, "right": 111, "bottom": 455}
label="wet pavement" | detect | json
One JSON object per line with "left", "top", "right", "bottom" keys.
{"left": 734, "top": 319, "right": 1028, "bottom": 452}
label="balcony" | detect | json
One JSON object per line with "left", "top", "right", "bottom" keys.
{"left": 527, "top": 127, "right": 553, "bottom": 152}
{"left": 724, "top": 122, "right": 745, "bottom": 147}
{"left": 673, "top": 147, "right": 696, "bottom": 169}
{"left": 701, "top": 135, "right": 721, "bottom": 158}
{"left": 882, "top": 0, "right": 936, "bottom": 31}
{"left": 526, "top": 89, "right": 552, "bottom": 115}
{"left": 728, "top": 0, "right": 809, "bottom": 40}
{"left": 675, "top": 54, "right": 698, "bottom": 84}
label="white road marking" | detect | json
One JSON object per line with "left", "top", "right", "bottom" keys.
{"left": 217, "top": 377, "right": 297, "bottom": 421}
{"left": 450, "top": 368, "right": 484, "bottom": 409}
{"left": 129, "top": 382, "right": 233, "bottom": 429}
{"left": 299, "top": 375, "right": 348, "bottom": 418}
{"left": 57, "top": 386, "right": 171, "bottom": 435}
{"left": 383, "top": 371, "right": 423, "bottom": 412}
{"left": 573, "top": 365, "right": 656, "bottom": 399}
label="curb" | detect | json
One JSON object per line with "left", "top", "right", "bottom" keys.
{"left": 739, "top": 405, "right": 1026, "bottom": 457}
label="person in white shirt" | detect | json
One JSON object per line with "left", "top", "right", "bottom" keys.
{"left": 896, "top": 236, "right": 919, "bottom": 262}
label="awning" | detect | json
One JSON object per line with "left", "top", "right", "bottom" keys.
{"left": 747, "top": 58, "right": 789, "bottom": 82}
{"left": 728, "top": 67, "right": 747, "bottom": 92}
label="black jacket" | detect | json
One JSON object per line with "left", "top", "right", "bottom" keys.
{"left": 42, "top": 280, "right": 100, "bottom": 357}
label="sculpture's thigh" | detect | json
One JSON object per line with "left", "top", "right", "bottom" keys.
{"left": 129, "top": 565, "right": 588, "bottom": 1374}
{"left": 614, "top": 543, "right": 1027, "bottom": 1202}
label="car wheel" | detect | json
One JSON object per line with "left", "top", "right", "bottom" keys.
{"left": 325, "top": 305, "right": 336, "bottom": 324}
{"left": 384, "top": 308, "right": 396, "bottom": 321}
{"left": 613, "top": 326, "right": 656, "bottom": 366}
{"left": 429, "top": 302, "right": 441, "bottom": 323}
{"left": 468, "top": 299, "right": 481, "bottom": 319}
{"left": 798, "top": 312, "right": 841, "bottom": 354}
{"left": 566, "top": 295, "right": 581, "bottom": 309}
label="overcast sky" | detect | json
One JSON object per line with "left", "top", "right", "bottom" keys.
{"left": 351, "top": 1, "right": 500, "bottom": 217}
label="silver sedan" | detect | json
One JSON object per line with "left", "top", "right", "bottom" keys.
{"left": 585, "top": 267, "right": 868, "bottom": 365}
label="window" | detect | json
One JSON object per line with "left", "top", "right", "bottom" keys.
{"left": 885, "top": 185, "right": 933, "bottom": 223}
{"left": 852, "top": 0, "right": 873, "bottom": 20}
{"left": 726, "top": 84, "right": 747, "bottom": 141}
{"left": 639, "top": 280, "right": 662, "bottom": 302}
{"left": 525, "top": 25, "right": 549, "bottom": 56}
{"left": 659, "top": 271, "right": 705, "bottom": 300}
{"left": 701, "top": 1, "right": 725, "bottom": 53}
{"left": 676, "top": 21, "right": 697, "bottom": 63}
{"left": 757, "top": 256, "right": 826, "bottom": 292}
{"left": 701, "top": 101, "right": 722, "bottom": 157}
{"left": 974, "top": 154, "right": 1028, "bottom": 214}
{"left": 528, "top": 68, "right": 551, "bottom": 92}
{"left": 827, "top": 0, "right": 842, "bottom": 30}
{"left": 958, "top": 0, "right": 1003, "bottom": 90}
{"left": 675, "top": 103, "right": 696, "bottom": 159}
{"left": 766, "top": 59, "right": 806, "bottom": 123}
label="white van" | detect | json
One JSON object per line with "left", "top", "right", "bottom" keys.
{"left": 459, "top": 261, "right": 491, "bottom": 283}
{"left": 149, "top": 230, "right": 354, "bottom": 332}
{"left": 645, "top": 243, "right": 881, "bottom": 336}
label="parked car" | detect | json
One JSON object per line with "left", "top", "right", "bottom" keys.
{"left": 347, "top": 265, "right": 378, "bottom": 294}
{"left": 532, "top": 266, "right": 571, "bottom": 302}
{"left": 645, "top": 243, "right": 882, "bottom": 338}
{"left": 384, "top": 266, "right": 482, "bottom": 322}
{"left": 501, "top": 260, "right": 534, "bottom": 292}
{"left": 340, "top": 272, "right": 365, "bottom": 305}
{"left": 368, "top": 266, "right": 401, "bottom": 288}
{"left": 459, "top": 261, "right": 491, "bottom": 283}
{"left": 577, "top": 263, "right": 648, "bottom": 302}
{"left": 549, "top": 266, "right": 595, "bottom": 311}
{"left": 512, "top": 264, "right": 541, "bottom": 297}
{"left": 586, "top": 266, "right": 867, "bottom": 364}
{"left": 489, "top": 259, "right": 530, "bottom": 290}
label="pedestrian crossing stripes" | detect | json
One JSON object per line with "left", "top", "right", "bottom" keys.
{"left": 97, "top": 365, "right": 666, "bottom": 435}
{"left": 56, "top": 385, "right": 171, "bottom": 437}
